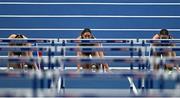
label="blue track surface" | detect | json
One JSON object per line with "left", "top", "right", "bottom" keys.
{"left": 0, "top": 0, "right": 180, "bottom": 92}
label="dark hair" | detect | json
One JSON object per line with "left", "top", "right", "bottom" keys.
{"left": 15, "top": 34, "right": 24, "bottom": 38}
{"left": 81, "top": 28, "right": 94, "bottom": 38}
{"left": 159, "top": 29, "right": 169, "bottom": 35}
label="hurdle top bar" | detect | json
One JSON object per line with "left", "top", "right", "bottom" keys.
{"left": 63, "top": 38, "right": 136, "bottom": 44}
{"left": 0, "top": 38, "right": 59, "bottom": 43}
{"left": 0, "top": 69, "right": 179, "bottom": 80}
{"left": 0, "top": 46, "right": 50, "bottom": 52}
{"left": 1, "top": 38, "right": 180, "bottom": 44}
{"left": 140, "top": 39, "right": 180, "bottom": 44}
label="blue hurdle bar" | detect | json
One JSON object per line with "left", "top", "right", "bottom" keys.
{"left": 142, "top": 39, "right": 180, "bottom": 44}
{"left": 61, "top": 56, "right": 147, "bottom": 64}
{"left": 0, "top": 38, "right": 57, "bottom": 43}
{"left": 64, "top": 39, "right": 135, "bottom": 44}
{"left": 1, "top": 38, "right": 180, "bottom": 45}
{"left": 151, "top": 46, "right": 180, "bottom": 52}
{"left": 0, "top": 70, "right": 179, "bottom": 80}
{"left": 0, "top": 46, "right": 50, "bottom": 51}
{"left": 65, "top": 46, "right": 140, "bottom": 52}
{"left": 0, "top": 57, "right": 38, "bottom": 63}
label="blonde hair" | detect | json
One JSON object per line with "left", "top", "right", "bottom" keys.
{"left": 8, "top": 34, "right": 17, "bottom": 39}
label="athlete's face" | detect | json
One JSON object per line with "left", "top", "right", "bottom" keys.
{"left": 82, "top": 32, "right": 92, "bottom": 39}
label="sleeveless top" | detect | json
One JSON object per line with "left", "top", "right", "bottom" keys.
{"left": 10, "top": 43, "right": 27, "bottom": 56}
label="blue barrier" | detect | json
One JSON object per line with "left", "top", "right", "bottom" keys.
{"left": 0, "top": 46, "right": 49, "bottom": 51}
{"left": 65, "top": 39, "right": 133, "bottom": 43}
{"left": 0, "top": 38, "right": 56, "bottom": 43}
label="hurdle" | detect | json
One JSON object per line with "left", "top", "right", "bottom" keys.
{"left": 0, "top": 38, "right": 180, "bottom": 97}
{"left": 0, "top": 38, "right": 179, "bottom": 71}
{"left": 61, "top": 38, "right": 180, "bottom": 96}
{"left": 0, "top": 69, "right": 180, "bottom": 97}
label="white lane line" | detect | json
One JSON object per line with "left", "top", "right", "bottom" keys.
{"left": 0, "top": 2, "right": 180, "bottom": 5}
{"left": 0, "top": 15, "right": 180, "bottom": 18}
{"left": 0, "top": 28, "right": 180, "bottom": 31}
